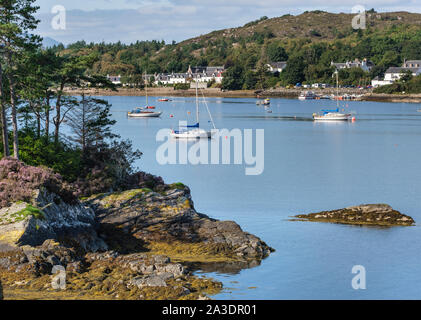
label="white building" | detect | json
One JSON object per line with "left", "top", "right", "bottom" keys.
{"left": 188, "top": 65, "right": 225, "bottom": 84}
{"left": 384, "top": 67, "right": 421, "bottom": 82}
{"left": 331, "top": 58, "right": 375, "bottom": 72}
{"left": 154, "top": 66, "right": 225, "bottom": 86}
{"left": 266, "top": 62, "right": 287, "bottom": 73}
{"left": 371, "top": 66, "right": 421, "bottom": 87}
{"left": 106, "top": 74, "right": 121, "bottom": 85}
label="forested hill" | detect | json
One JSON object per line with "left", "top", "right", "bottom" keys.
{"left": 53, "top": 10, "right": 421, "bottom": 87}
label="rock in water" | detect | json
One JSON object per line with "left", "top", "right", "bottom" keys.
{"left": 295, "top": 204, "right": 415, "bottom": 226}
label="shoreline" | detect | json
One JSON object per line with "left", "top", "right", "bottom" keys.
{"left": 64, "top": 87, "right": 421, "bottom": 103}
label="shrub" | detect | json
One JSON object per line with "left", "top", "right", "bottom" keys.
{"left": 0, "top": 158, "right": 76, "bottom": 207}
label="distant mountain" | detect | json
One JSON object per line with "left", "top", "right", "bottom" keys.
{"left": 42, "top": 37, "right": 62, "bottom": 48}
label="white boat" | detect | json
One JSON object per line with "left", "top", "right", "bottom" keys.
{"left": 128, "top": 107, "right": 162, "bottom": 118}
{"left": 128, "top": 71, "right": 162, "bottom": 118}
{"left": 313, "top": 71, "right": 352, "bottom": 121}
{"left": 256, "top": 98, "right": 270, "bottom": 105}
{"left": 313, "top": 109, "right": 351, "bottom": 121}
{"left": 298, "top": 91, "right": 317, "bottom": 100}
{"left": 171, "top": 80, "right": 216, "bottom": 139}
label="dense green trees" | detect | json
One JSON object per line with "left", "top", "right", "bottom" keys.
{"left": 0, "top": 0, "right": 40, "bottom": 158}
{"left": 51, "top": 15, "right": 421, "bottom": 90}
{"left": 0, "top": 1, "right": 143, "bottom": 196}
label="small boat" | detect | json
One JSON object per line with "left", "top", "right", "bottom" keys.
{"left": 158, "top": 98, "right": 171, "bottom": 102}
{"left": 256, "top": 98, "right": 270, "bottom": 105}
{"left": 298, "top": 91, "right": 317, "bottom": 100}
{"left": 128, "top": 71, "right": 162, "bottom": 118}
{"left": 313, "top": 108, "right": 351, "bottom": 121}
{"left": 171, "top": 79, "right": 216, "bottom": 139}
{"left": 128, "top": 107, "right": 162, "bottom": 118}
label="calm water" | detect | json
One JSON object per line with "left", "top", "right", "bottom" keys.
{"left": 98, "top": 95, "right": 421, "bottom": 299}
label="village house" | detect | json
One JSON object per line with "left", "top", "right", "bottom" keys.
{"left": 266, "top": 62, "right": 287, "bottom": 73}
{"left": 371, "top": 63, "right": 421, "bottom": 87}
{"left": 106, "top": 74, "right": 122, "bottom": 85}
{"left": 331, "top": 58, "right": 375, "bottom": 72}
{"left": 187, "top": 65, "right": 225, "bottom": 83}
{"left": 403, "top": 60, "right": 421, "bottom": 68}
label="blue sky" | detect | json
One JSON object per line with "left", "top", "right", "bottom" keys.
{"left": 35, "top": 0, "right": 421, "bottom": 44}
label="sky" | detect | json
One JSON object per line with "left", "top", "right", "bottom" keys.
{"left": 34, "top": 0, "right": 421, "bottom": 45}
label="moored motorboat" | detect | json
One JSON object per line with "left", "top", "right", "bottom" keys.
{"left": 256, "top": 98, "right": 270, "bottom": 105}
{"left": 298, "top": 91, "right": 317, "bottom": 100}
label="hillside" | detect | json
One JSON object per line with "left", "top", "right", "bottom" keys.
{"left": 54, "top": 10, "right": 421, "bottom": 88}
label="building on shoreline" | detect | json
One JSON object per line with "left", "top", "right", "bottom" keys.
{"left": 106, "top": 74, "right": 122, "bottom": 85}
{"left": 372, "top": 64, "right": 421, "bottom": 87}
{"left": 152, "top": 65, "right": 225, "bottom": 86}
{"left": 266, "top": 62, "right": 287, "bottom": 73}
{"left": 331, "top": 58, "right": 375, "bottom": 72}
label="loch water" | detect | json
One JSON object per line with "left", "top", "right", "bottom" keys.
{"left": 99, "top": 95, "right": 421, "bottom": 299}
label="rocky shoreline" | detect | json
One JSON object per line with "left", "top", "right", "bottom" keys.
{"left": 294, "top": 204, "right": 415, "bottom": 227}
{"left": 63, "top": 87, "right": 421, "bottom": 103}
{"left": 0, "top": 161, "right": 273, "bottom": 300}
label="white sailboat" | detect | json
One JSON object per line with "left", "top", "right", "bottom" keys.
{"left": 313, "top": 71, "right": 351, "bottom": 121}
{"left": 171, "top": 79, "right": 216, "bottom": 139}
{"left": 128, "top": 72, "right": 162, "bottom": 118}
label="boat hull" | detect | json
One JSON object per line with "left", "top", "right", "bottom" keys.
{"left": 170, "top": 129, "right": 213, "bottom": 139}
{"left": 128, "top": 111, "right": 162, "bottom": 118}
{"left": 313, "top": 114, "right": 350, "bottom": 121}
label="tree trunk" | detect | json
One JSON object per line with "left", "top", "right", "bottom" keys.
{"left": 36, "top": 109, "right": 40, "bottom": 138}
{"left": 54, "top": 82, "right": 64, "bottom": 145}
{"left": 5, "top": 50, "right": 18, "bottom": 159}
{"left": 45, "top": 93, "right": 50, "bottom": 137}
{"left": 0, "top": 63, "right": 10, "bottom": 157}
{"left": 9, "top": 79, "right": 18, "bottom": 159}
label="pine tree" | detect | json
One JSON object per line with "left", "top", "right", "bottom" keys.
{"left": 0, "top": 0, "right": 40, "bottom": 159}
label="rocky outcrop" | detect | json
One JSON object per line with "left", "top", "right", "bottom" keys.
{"left": 0, "top": 188, "right": 107, "bottom": 253}
{"left": 0, "top": 161, "right": 273, "bottom": 300}
{"left": 295, "top": 204, "right": 415, "bottom": 226}
{"left": 0, "top": 242, "right": 222, "bottom": 300}
{"left": 85, "top": 185, "right": 273, "bottom": 261}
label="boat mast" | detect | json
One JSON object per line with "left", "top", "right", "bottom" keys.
{"left": 336, "top": 70, "right": 339, "bottom": 109}
{"left": 145, "top": 71, "right": 148, "bottom": 106}
{"left": 195, "top": 76, "right": 199, "bottom": 125}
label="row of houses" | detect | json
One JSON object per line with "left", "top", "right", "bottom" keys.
{"left": 107, "top": 65, "right": 226, "bottom": 87}
{"left": 372, "top": 60, "right": 421, "bottom": 87}
{"left": 331, "top": 58, "right": 375, "bottom": 72}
